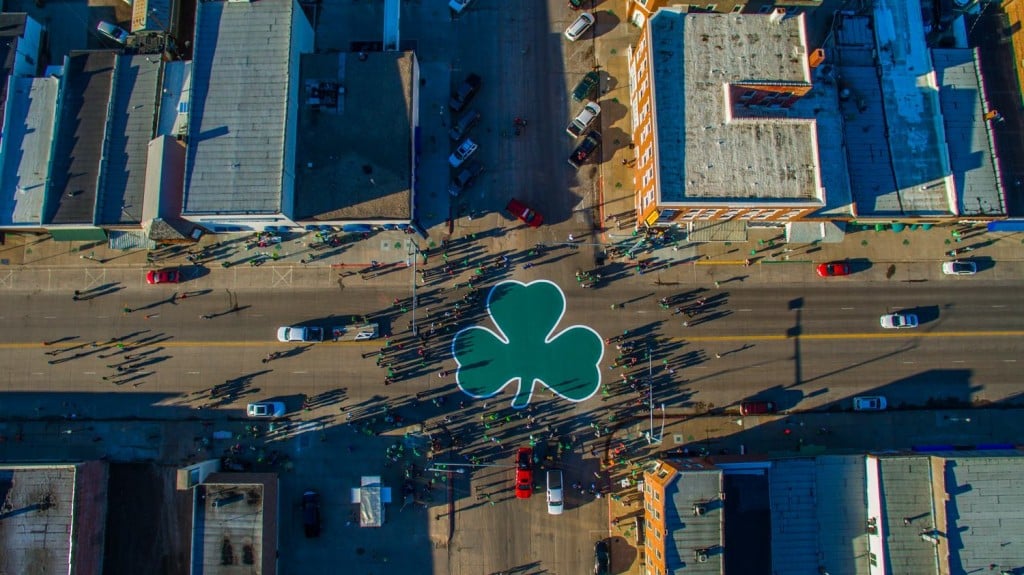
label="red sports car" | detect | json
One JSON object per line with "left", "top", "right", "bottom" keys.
{"left": 514, "top": 447, "right": 534, "bottom": 499}
{"left": 146, "top": 268, "right": 181, "bottom": 284}
{"left": 815, "top": 262, "right": 850, "bottom": 277}
{"left": 506, "top": 199, "right": 543, "bottom": 228}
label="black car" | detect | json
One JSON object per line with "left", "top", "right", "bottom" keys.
{"left": 594, "top": 540, "right": 610, "bottom": 575}
{"left": 449, "top": 108, "right": 481, "bottom": 141}
{"left": 572, "top": 71, "right": 600, "bottom": 102}
{"left": 448, "top": 160, "right": 485, "bottom": 196}
{"left": 302, "top": 490, "right": 321, "bottom": 538}
{"left": 449, "top": 73, "right": 482, "bottom": 112}
{"left": 568, "top": 131, "right": 601, "bottom": 168}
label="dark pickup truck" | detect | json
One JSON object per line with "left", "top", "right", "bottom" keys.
{"left": 568, "top": 131, "right": 601, "bottom": 168}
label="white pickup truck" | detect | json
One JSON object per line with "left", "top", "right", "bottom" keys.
{"left": 277, "top": 326, "right": 325, "bottom": 342}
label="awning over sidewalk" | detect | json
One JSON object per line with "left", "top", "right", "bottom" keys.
{"left": 48, "top": 228, "right": 108, "bottom": 242}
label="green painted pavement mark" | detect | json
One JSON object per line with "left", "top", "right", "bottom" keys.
{"left": 452, "top": 280, "right": 604, "bottom": 409}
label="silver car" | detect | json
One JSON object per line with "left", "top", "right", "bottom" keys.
{"left": 880, "top": 313, "right": 918, "bottom": 329}
{"left": 247, "top": 402, "right": 286, "bottom": 418}
{"left": 941, "top": 260, "right": 977, "bottom": 275}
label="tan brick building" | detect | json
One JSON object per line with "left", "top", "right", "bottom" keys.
{"left": 642, "top": 458, "right": 723, "bottom": 575}
{"left": 625, "top": 0, "right": 823, "bottom": 29}
{"left": 626, "top": 8, "right": 837, "bottom": 230}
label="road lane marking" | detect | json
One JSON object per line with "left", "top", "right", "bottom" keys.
{"left": 738, "top": 309, "right": 752, "bottom": 312}
{"left": 665, "top": 330, "right": 1024, "bottom": 342}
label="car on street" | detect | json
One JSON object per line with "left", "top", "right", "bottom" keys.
{"left": 568, "top": 131, "right": 601, "bottom": 168}
{"left": 449, "top": 108, "right": 481, "bottom": 141}
{"left": 740, "top": 400, "right": 776, "bottom": 415}
{"left": 942, "top": 260, "right": 977, "bottom": 275}
{"left": 302, "top": 490, "right": 321, "bottom": 537}
{"left": 546, "top": 470, "right": 564, "bottom": 515}
{"left": 97, "top": 20, "right": 129, "bottom": 44}
{"left": 448, "top": 73, "right": 482, "bottom": 112}
{"left": 247, "top": 401, "right": 286, "bottom": 418}
{"left": 448, "top": 138, "right": 478, "bottom": 168}
{"left": 564, "top": 12, "right": 595, "bottom": 41}
{"left": 572, "top": 71, "right": 600, "bottom": 102}
{"left": 515, "top": 447, "right": 533, "bottom": 499}
{"left": 816, "top": 262, "right": 851, "bottom": 277}
{"left": 853, "top": 396, "right": 887, "bottom": 411}
{"left": 566, "top": 101, "right": 601, "bottom": 137}
{"left": 506, "top": 198, "right": 543, "bottom": 228}
{"left": 448, "top": 0, "right": 474, "bottom": 13}
{"left": 594, "top": 540, "right": 610, "bottom": 575}
{"left": 879, "top": 312, "right": 918, "bottom": 329}
{"left": 448, "top": 160, "right": 485, "bottom": 196}
{"left": 145, "top": 268, "right": 181, "bottom": 284}
{"left": 277, "top": 326, "right": 325, "bottom": 342}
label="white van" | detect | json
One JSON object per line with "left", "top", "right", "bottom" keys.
{"left": 546, "top": 470, "right": 564, "bottom": 515}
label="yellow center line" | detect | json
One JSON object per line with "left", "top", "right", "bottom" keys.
{"left": 666, "top": 330, "right": 1024, "bottom": 342}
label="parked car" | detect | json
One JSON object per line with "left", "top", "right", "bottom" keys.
{"left": 572, "top": 71, "right": 600, "bottom": 102}
{"left": 448, "top": 0, "right": 474, "bottom": 14}
{"left": 594, "top": 540, "right": 610, "bottom": 575}
{"left": 740, "top": 400, "right": 776, "bottom": 415}
{"left": 564, "top": 12, "right": 595, "bottom": 41}
{"left": 567, "top": 101, "right": 601, "bottom": 137}
{"left": 449, "top": 138, "right": 479, "bottom": 168}
{"left": 277, "top": 326, "right": 325, "bottom": 342}
{"left": 96, "top": 21, "right": 129, "bottom": 44}
{"left": 448, "top": 73, "right": 482, "bottom": 112}
{"left": 515, "top": 447, "right": 533, "bottom": 499}
{"left": 879, "top": 312, "right": 918, "bottom": 329}
{"left": 506, "top": 198, "right": 543, "bottom": 228}
{"left": 246, "top": 402, "right": 286, "bottom": 418}
{"left": 942, "top": 260, "right": 977, "bottom": 275}
{"left": 816, "top": 262, "right": 850, "bottom": 277}
{"left": 302, "top": 490, "right": 321, "bottom": 537}
{"left": 449, "top": 108, "right": 481, "bottom": 141}
{"left": 853, "top": 396, "right": 887, "bottom": 411}
{"left": 568, "top": 131, "right": 601, "bottom": 168}
{"left": 546, "top": 470, "right": 564, "bottom": 515}
{"left": 448, "top": 160, "right": 485, "bottom": 196}
{"left": 146, "top": 268, "right": 180, "bottom": 284}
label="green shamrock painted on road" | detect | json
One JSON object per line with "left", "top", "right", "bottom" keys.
{"left": 452, "top": 280, "right": 604, "bottom": 409}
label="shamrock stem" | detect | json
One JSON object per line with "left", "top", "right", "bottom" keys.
{"left": 510, "top": 383, "right": 532, "bottom": 409}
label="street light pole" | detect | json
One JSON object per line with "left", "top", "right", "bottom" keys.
{"left": 647, "top": 345, "right": 655, "bottom": 444}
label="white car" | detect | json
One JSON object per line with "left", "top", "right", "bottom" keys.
{"left": 566, "top": 101, "right": 601, "bottom": 137}
{"left": 564, "top": 12, "right": 595, "bottom": 41}
{"left": 546, "top": 470, "right": 564, "bottom": 515}
{"left": 853, "top": 396, "right": 887, "bottom": 411}
{"left": 247, "top": 401, "right": 286, "bottom": 418}
{"left": 448, "top": 0, "right": 473, "bottom": 14}
{"left": 880, "top": 313, "right": 918, "bottom": 329}
{"left": 96, "top": 21, "right": 129, "bottom": 44}
{"left": 942, "top": 260, "right": 977, "bottom": 275}
{"left": 277, "top": 326, "right": 324, "bottom": 342}
{"left": 448, "top": 138, "right": 478, "bottom": 168}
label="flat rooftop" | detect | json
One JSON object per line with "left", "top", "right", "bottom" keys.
{"left": 664, "top": 466, "right": 722, "bottom": 573}
{"left": 932, "top": 48, "right": 1006, "bottom": 217}
{"left": 0, "top": 465, "right": 76, "bottom": 574}
{"left": 192, "top": 474, "right": 277, "bottom": 575}
{"left": 48, "top": 51, "right": 116, "bottom": 225}
{"left": 98, "top": 55, "right": 162, "bottom": 225}
{"left": 184, "top": 0, "right": 295, "bottom": 215}
{"left": 293, "top": 51, "right": 414, "bottom": 222}
{"left": 650, "top": 10, "right": 820, "bottom": 204}
{"left": 0, "top": 77, "right": 58, "bottom": 225}
{"left": 870, "top": 0, "right": 954, "bottom": 215}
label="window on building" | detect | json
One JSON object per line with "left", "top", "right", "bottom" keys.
{"left": 754, "top": 209, "right": 779, "bottom": 220}
{"left": 654, "top": 491, "right": 660, "bottom": 501}
{"left": 655, "top": 528, "right": 662, "bottom": 540}
{"left": 697, "top": 209, "right": 718, "bottom": 220}
{"left": 720, "top": 208, "right": 741, "bottom": 219}
{"left": 732, "top": 4, "right": 744, "bottom": 12}
{"left": 656, "top": 549, "right": 662, "bottom": 560}
{"left": 644, "top": 190, "right": 655, "bottom": 207}
{"left": 656, "top": 209, "right": 678, "bottom": 222}
{"left": 705, "top": 4, "right": 717, "bottom": 11}
{"left": 655, "top": 509, "right": 661, "bottom": 520}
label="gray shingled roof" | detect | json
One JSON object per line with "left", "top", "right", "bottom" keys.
{"left": 183, "top": 0, "right": 295, "bottom": 215}
{"left": 879, "top": 456, "right": 935, "bottom": 574}
{"left": 98, "top": 55, "right": 161, "bottom": 225}
{"left": 665, "top": 468, "right": 722, "bottom": 574}
{"left": 47, "top": 51, "right": 116, "bottom": 225}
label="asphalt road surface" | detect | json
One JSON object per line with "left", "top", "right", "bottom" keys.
{"left": 2, "top": 282, "right": 1022, "bottom": 417}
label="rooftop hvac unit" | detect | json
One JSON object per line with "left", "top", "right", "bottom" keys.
{"left": 695, "top": 549, "right": 709, "bottom": 563}
{"left": 693, "top": 503, "right": 707, "bottom": 516}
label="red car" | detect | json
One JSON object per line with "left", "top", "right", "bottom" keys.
{"left": 815, "top": 262, "right": 850, "bottom": 277}
{"left": 740, "top": 400, "right": 776, "bottom": 415}
{"left": 146, "top": 268, "right": 181, "bottom": 284}
{"left": 506, "top": 199, "right": 543, "bottom": 228}
{"left": 514, "top": 447, "right": 533, "bottom": 499}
